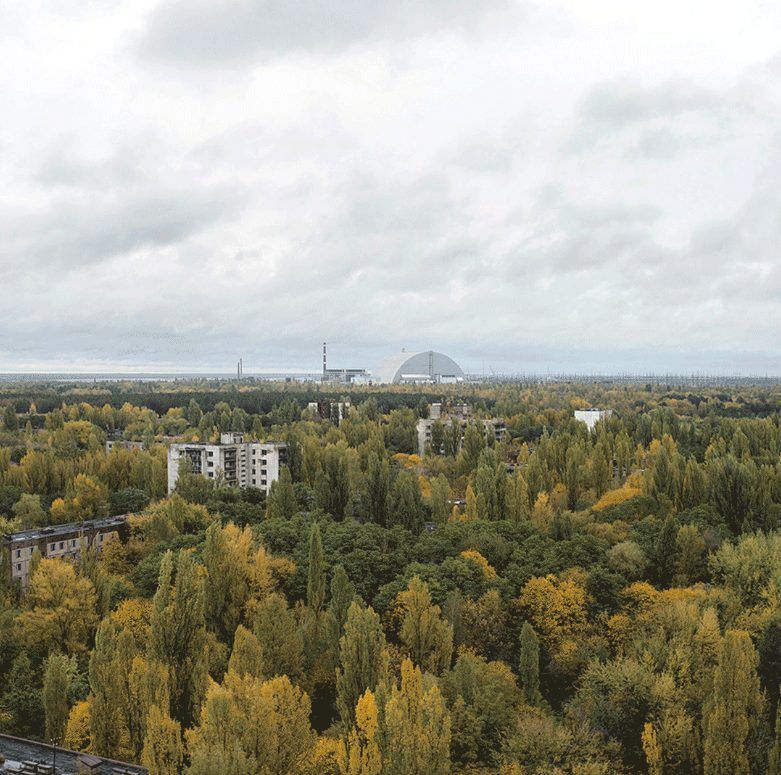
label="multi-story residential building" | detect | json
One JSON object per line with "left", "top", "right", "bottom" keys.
{"left": 306, "top": 400, "right": 351, "bottom": 424}
{"left": 416, "top": 403, "right": 506, "bottom": 456}
{"left": 167, "top": 432, "right": 287, "bottom": 494}
{"left": 105, "top": 439, "right": 145, "bottom": 453}
{"left": 2, "top": 515, "right": 129, "bottom": 588}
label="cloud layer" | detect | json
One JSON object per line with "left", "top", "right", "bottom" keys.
{"left": 2, "top": 0, "right": 781, "bottom": 374}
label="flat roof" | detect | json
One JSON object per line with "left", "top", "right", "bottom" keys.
{"left": 3, "top": 515, "right": 129, "bottom": 545}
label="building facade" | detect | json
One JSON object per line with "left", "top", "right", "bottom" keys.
{"left": 2, "top": 515, "right": 129, "bottom": 588}
{"left": 167, "top": 432, "right": 287, "bottom": 494}
{"left": 416, "top": 403, "right": 506, "bottom": 456}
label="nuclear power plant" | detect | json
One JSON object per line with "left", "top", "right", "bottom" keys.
{"left": 319, "top": 343, "right": 465, "bottom": 385}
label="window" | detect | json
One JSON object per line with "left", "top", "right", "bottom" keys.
{"left": 71, "top": 540, "right": 76, "bottom": 547}
{"left": 50, "top": 543, "right": 55, "bottom": 551}
{"left": 59, "top": 542, "right": 64, "bottom": 550}
{"left": 15, "top": 550, "right": 20, "bottom": 559}
{"left": 16, "top": 564, "right": 21, "bottom": 572}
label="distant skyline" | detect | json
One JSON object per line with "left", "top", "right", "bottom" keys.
{"left": 2, "top": 2, "right": 781, "bottom": 375}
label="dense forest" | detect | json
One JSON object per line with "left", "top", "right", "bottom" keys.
{"left": 2, "top": 378, "right": 781, "bottom": 774}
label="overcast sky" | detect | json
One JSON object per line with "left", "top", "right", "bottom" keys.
{"left": 2, "top": 1, "right": 781, "bottom": 375}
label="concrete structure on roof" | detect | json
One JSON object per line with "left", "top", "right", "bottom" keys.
{"left": 0, "top": 732, "right": 145, "bottom": 774}
{"left": 373, "top": 350, "right": 464, "bottom": 385}
{"left": 167, "top": 432, "right": 287, "bottom": 494}
{"left": 2, "top": 516, "right": 129, "bottom": 588}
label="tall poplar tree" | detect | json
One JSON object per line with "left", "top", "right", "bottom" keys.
{"left": 42, "top": 652, "right": 76, "bottom": 742}
{"left": 703, "top": 629, "right": 765, "bottom": 775}
{"left": 266, "top": 466, "right": 297, "bottom": 520}
{"left": 141, "top": 704, "right": 184, "bottom": 775}
{"left": 307, "top": 521, "right": 326, "bottom": 614}
{"left": 149, "top": 550, "right": 208, "bottom": 729}
{"left": 336, "top": 602, "right": 389, "bottom": 728}
{"left": 382, "top": 659, "right": 451, "bottom": 775}
{"left": 398, "top": 576, "right": 453, "bottom": 674}
{"left": 518, "top": 622, "right": 541, "bottom": 704}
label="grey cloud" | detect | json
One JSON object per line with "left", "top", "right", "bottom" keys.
{"left": 0, "top": 184, "right": 244, "bottom": 270}
{"left": 580, "top": 78, "right": 720, "bottom": 126}
{"left": 568, "top": 78, "right": 737, "bottom": 155}
{"left": 139, "top": 0, "right": 518, "bottom": 66}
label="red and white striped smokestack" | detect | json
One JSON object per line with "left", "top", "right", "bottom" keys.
{"left": 323, "top": 342, "right": 327, "bottom": 378}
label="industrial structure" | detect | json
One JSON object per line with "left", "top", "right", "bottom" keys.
{"left": 2, "top": 515, "right": 129, "bottom": 588}
{"left": 321, "top": 342, "right": 369, "bottom": 384}
{"left": 373, "top": 350, "right": 464, "bottom": 385}
{"left": 167, "top": 432, "right": 287, "bottom": 494}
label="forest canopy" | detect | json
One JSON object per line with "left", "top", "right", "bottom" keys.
{"left": 1, "top": 378, "right": 781, "bottom": 774}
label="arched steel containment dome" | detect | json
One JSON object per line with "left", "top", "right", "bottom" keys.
{"left": 373, "top": 350, "right": 465, "bottom": 384}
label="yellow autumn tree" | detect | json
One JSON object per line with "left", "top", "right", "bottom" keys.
{"left": 517, "top": 574, "right": 588, "bottom": 672}
{"left": 459, "top": 549, "right": 497, "bottom": 579}
{"left": 64, "top": 699, "right": 92, "bottom": 751}
{"left": 337, "top": 689, "right": 383, "bottom": 775}
{"left": 382, "top": 659, "right": 451, "bottom": 775}
{"left": 16, "top": 558, "right": 98, "bottom": 656}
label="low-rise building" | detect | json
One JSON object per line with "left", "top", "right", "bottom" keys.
{"left": 2, "top": 515, "right": 129, "bottom": 588}
{"left": 167, "top": 432, "right": 287, "bottom": 494}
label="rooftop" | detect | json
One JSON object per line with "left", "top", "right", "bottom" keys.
{"left": 2, "top": 515, "right": 129, "bottom": 546}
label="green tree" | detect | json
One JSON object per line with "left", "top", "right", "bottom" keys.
{"left": 328, "top": 564, "right": 355, "bottom": 644}
{"left": 759, "top": 616, "right": 781, "bottom": 721}
{"left": 518, "top": 621, "right": 541, "bottom": 704}
{"left": 202, "top": 522, "right": 253, "bottom": 643}
{"left": 770, "top": 694, "right": 781, "bottom": 775}
{"left": 42, "top": 652, "right": 77, "bottom": 742}
{"left": 398, "top": 576, "right": 453, "bottom": 674}
{"left": 2, "top": 652, "right": 43, "bottom": 737}
{"left": 365, "top": 453, "right": 390, "bottom": 527}
{"left": 675, "top": 524, "right": 706, "bottom": 584}
{"left": 709, "top": 455, "right": 758, "bottom": 534}
{"left": 703, "top": 629, "right": 766, "bottom": 775}
{"left": 227, "top": 624, "right": 264, "bottom": 679}
{"left": 655, "top": 514, "right": 678, "bottom": 585}
{"left": 315, "top": 446, "right": 351, "bottom": 520}
{"left": 307, "top": 521, "right": 326, "bottom": 614}
{"left": 88, "top": 620, "right": 124, "bottom": 757}
{"left": 336, "top": 602, "right": 389, "bottom": 728}
{"left": 389, "top": 470, "right": 424, "bottom": 533}
{"left": 3, "top": 403, "right": 18, "bottom": 431}
{"left": 252, "top": 592, "right": 304, "bottom": 680}
{"left": 386, "top": 409, "right": 417, "bottom": 455}
{"left": 266, "top": 466, "right": 297, "bottom": 520}
{"left": 442, "top": 650, "right": 518, "bottom": 766}
{"left": 460, "top": 423, "right": 486, "bottom": 474}
{"left": 12, "top": 494, "right": 46, "bottom": 528}
{"left": 149, "top": 550, "right": 208, "bottom": 729}
{"left": 428, "top": 474, "right": 451, "bottom": 525}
